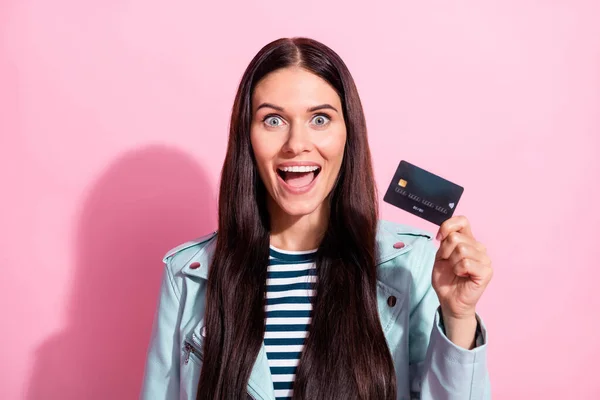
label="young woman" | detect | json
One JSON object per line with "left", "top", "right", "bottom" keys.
{"left": 141, "top": 37, "right": 493, "bottom": 400}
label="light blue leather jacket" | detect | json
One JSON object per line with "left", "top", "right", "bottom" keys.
{"left": 140, "top": 220, "right": 491, "bottom": 399}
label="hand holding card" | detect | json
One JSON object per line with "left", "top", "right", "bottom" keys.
{"left": 383, "top": 160, "right": 493, "bottom": 349}
{"left": 432, "top": 215, "right": 493, "bottom": 349}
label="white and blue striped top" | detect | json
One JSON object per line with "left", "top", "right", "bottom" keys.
{"left": 264, "top": 245, "right": 317, "bottom": 400}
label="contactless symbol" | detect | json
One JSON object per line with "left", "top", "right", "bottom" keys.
{"left": 449, "top": 202, "right": 455, "bottom": 209}
{"left": 398, "top": 179, "right": 407, "bottom": 188}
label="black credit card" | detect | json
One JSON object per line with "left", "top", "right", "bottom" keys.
{"left": 383, "top": 160, "right": 464, "bottom": 226}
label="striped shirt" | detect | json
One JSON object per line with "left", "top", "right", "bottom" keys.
{"left": 264, "top": 245, "right": 317, "bottom": 400}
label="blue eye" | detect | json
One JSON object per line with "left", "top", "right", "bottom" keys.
{"left": 264, "top": 115, "right": 284, "bottom": 127}
{"left": 312, "top": 114, "right": 331, "bottom": 126}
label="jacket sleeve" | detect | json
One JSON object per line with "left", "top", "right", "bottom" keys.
{"left": 140, "top": 258, "right": 183, "bottom": 399}
{"left": 408, "top": 239, "right": 491, "bottom": 400}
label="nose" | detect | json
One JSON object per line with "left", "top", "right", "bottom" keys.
{"left": 282, "top": 123, "right": 313, "bottom": 155}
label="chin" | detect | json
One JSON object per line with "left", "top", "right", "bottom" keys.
{"left": 277, "top": 199, "right": 324, "bottom": 218}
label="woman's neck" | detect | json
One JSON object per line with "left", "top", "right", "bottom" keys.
{"left": 268, "top": 201, "right": 329, "bottom": 252}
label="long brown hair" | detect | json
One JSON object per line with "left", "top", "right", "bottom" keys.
{"left": 198, "top": 37, "right": 396, "bottom": 400}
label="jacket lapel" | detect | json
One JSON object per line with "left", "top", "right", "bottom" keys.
{"left": 247, "top": 344, "right": 276, "bottom": 399}
{"left": 182, "top": 237, "right": 275, "bottom": 399}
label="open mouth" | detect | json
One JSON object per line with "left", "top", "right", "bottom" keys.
{"left": 276, "top": 166, "right": 322, "bottom": 188}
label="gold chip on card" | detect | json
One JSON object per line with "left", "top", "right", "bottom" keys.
{"left": 398, "top": 179, "right": 407, "bottom": 187}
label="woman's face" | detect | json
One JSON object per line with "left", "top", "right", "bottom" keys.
{"left": 251, "top": 67, "right": 347, "bottom": 218}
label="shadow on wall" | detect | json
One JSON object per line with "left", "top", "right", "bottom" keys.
{"left": 26, "top": 145, "right": 217, "bottom": 399}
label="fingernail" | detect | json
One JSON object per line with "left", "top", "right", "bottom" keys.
{"left": 436, "top": 232, "right": 442, "bottom": 241}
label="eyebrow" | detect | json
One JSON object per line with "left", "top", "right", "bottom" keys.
{"left": 255, "top": 103, "right": 339, "bottom": 113}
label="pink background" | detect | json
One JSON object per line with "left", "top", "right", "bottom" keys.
{"left": 2, "top": 0, "right": 599, "bottom": 399}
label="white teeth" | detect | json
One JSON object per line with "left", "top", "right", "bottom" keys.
{"left": 279, "top": 165, "right": 320, "bottom": 173}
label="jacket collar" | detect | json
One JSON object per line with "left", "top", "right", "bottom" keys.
{"left": 181, "top": 220, "right": 430, "bottom": 280}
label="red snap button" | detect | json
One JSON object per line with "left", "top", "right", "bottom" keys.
{"left": 387, "top": 296, "right": 397, "bottom": 307}
{"left": 393, "top": 241, "right": 405, "bottom": 249}
{"left": 189, "top": 262, "right": 201, "bottom": 269}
